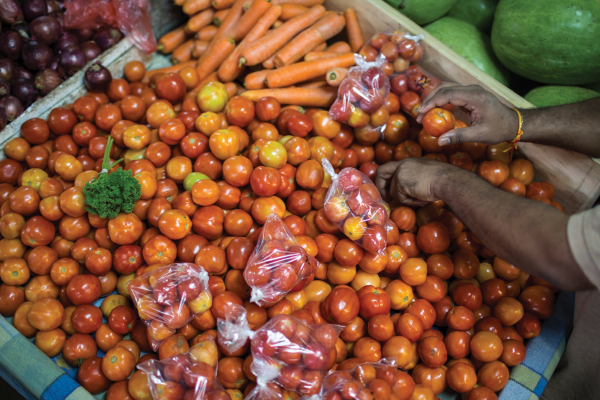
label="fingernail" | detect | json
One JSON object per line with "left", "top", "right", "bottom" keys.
{"left": 416, "top": 105, "right": 423, "bottom": 113}
{"left": 439, "top": 137, "right": 450, "bottom": 146}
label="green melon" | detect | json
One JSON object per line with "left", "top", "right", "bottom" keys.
{"left": 491, "top": 0, "right": 600, "bottom": 85}
{"left": 385, "top": 0, "right": 458, "bottom": 25}
{"left": 524, "top": 86, "right": 599, "bottom": 108}
{"left": 448, "top": 0, "right": 498, "bottom": 33}
{"left": 424, "top": 17, "right": 509, "bottom": 85}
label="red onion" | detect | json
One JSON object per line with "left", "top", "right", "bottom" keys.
{"left": 0, "top": 78, "right": 10, "bottom": 97}
{"left": 22, "top": 0, "right": 47, "bottom": 22}
{"left": 93, "top": 27, "right": 123, "bottom": 51}
{"left": 80, "top": 41, "right": 101, "bottom": 63}
{"left": 53, "top": 31, "right": 79, "bottom": 54}
{"left": 0, "top": 30, "right": 24, "bottom": 61}
{"left": 46, "top": 0, "right": 61, "bottom": 13}
{"left": 84, "top": 61, "right": 112, "bottom": 92}
{"left": 0, "top": 58, "right": 16, "bottom": 81}
{"left": 35, "top": 68, "right": 62, "bottom": 95}
{"left": 48, "top": 55, "right": 65, "bottom": 77}
{"left": 0, "top": 0, "right": 23, "bottom": 24}
{"left": 21, "top": 40, "right": 53, "bottom": 71}
{"left": 48, "top": 11, "right": 63, "bottom": 29}
{"left": 71, "top": 28, "right": 94, "bottom": 42}
{"left": 0, "top": 107, "right": 7, "bottom": 131}
{"left": 30, "top": 15, "right": 61, "bottom": 45}
{"left": 59, "top": 45, "right": 85, "bottom": 75}
{"left": 10, "top": 77, "right": 37, "bottom": 106}
{"left": 13, "top": 22, "right": 31, "bottom": 39}
{"left": 0, "top": 95, "right": 23, "bottom": 121}
{"left": 16, "top": 66, "right": 34, "bottom": 80}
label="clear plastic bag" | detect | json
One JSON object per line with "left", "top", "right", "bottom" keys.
{"left": 329, "top": 54, "right": 391, "bottom": 129}
{"left": 137, "top": 335, "right": 224, "bottom": 400}
{"left": 321, "top": 158, "right": 390, "bottom": 255}
{"left": 243, "top": 214, "right": 318, "bottom": 307}
{"left": 64, "top": 0, "right": 157, "bottom": 54}
{"left": 217, "top": 305, "right": 343, "bottom": 398}
{"left": 129, "top": 263, "right": 211, "bottom": 351}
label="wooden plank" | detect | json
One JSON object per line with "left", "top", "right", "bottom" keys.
{"left": 324, "top": 0, "right": 600, "bottom": 213}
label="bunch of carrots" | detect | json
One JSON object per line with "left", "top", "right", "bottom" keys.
{"left": 149, "top": 0, "right": 366, "bottom": 107}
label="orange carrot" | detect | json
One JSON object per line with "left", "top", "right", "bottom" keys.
{"left": 273, "top": 11, "right": 346, "bottom": 67}
{"left": 344, "top": 9, "right": 364, "bottom": 52}
{"left": 158, "top": 25, "right": 189, "bottom": 54}
{"left": 304, "top": 51, "right": 349, "bottom": 61}
{"left": 262, "top": 54, "right": 275, "bottom": 69}
{"left": 326, "top": 41, "right": 351, "bottom": 53}
{"left": 197, "top": 25, "right": 218, "bottom": 41}
{"left": 175, "top": 0, "right": 187, "bottom": 6}
{"left": 272, "top": 20, "right": 283, "bottom": 29}
{"left": 212, "top": 0, "right": 235, "bottom": 9}
{"left": 265, "top": 52, "right": 355, "bottom": 88}
{"left": 224, "top": 82, "right": 238, "bottom": 98}
{"left": 190, "top": 72, "right": 221, "bottom": 95}
{"left": 297, "top": 80, "right": 328, "bottom": 88}
{"left": 142, "top": 61, "right": 197, "bottom": 83}
{"left": 196, "top": 37, "right": 236, "bottom": 80}
{"left": 199, "top": 0, "right": 250, "bottom": 65}
{"left": 326, "top": 67, "right": 347, "bottom": 86}
{"left": 186, "top": 8, "right": 215, "bottom": 34}
{"left": 240, "top": 5, "right": 326, "bottom": 66}
{"left": 234, "top": 82, "right": 246, "bottom": 95}
{"left": 244, "top": 69, "right": 271, "bottom": 89}
{"left": 192, "top": 40, "right": 209, "bottom": 58}
{"left": 183, "top": 0, "right": 212, "bottom": 15}
{"left": 314, "top": 42, "right": 327, "bottom": 51}
{"left": 213, "top": 8, "right": 230, "bottom": 26}
{"left": 279, "top": 0, "right": 324, "bottom": 6}
{"left": 218, "top": 5, "right": 282, "bottom": 82}
{"left": 280, "top": 3, "right": 307, "bottom": 21}
{"left": 241, "top": 86, "right": 337, "bottom": 107}
{"left": 172, "top": 39, "right": 196, "bottom": 64}
{"left": 233, "top": 0, "right": 273, "bottom": 41}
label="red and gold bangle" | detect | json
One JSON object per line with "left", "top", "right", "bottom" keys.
{"left": 503, "top": 108, "right": 524, "bottom": 161}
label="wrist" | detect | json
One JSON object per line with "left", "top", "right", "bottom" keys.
{"left": 431, "top": 164, "right": 462, "bottom": 200}
{"left": 502, "top": 106, "right": 521, "bottom": 143}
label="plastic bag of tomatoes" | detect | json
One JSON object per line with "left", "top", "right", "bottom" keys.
{"left": 321, "top": 159, "right": 390, "bottom": 255}
{"left": 217, "top": 304, "right": 343, "bottom": 398}
{"left": 243, "top": 214, "right": 318, "bottom": 307}
{"left": 128, "top": 263, "right": 211, "bottom": 350}
{"left": 137, "top": 335, "right": 225, "bottom": 400}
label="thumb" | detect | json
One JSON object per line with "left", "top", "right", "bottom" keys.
{"left": 437, "top": 127, "right": 480, "bottom": 146}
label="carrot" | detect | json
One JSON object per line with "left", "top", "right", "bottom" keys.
{"left": 240, "top": 5, "right": 326, "bottom": 66}
{"left": 192, "top": 40, "right": 210, "bottom": 58}
{"left": 196, "top": 37, "right": 236, "bottom": 80}
{"left": 279, "top": 0, "right": 324, "bottom": 6}
{"left": 233, "top": 0, "right": 273, "bottom": 41}
{"left": 344, "top": 9, "right": 364, "bottom": 52}
{"left": 314, "top": 42, "right": 327, "bottom": 51}
{"left": 241, "top": 86, "right": 337, "bottom": 107}
{"left": 190, "top": 72, "right": 221, "bottom": 95}
{"left": 280, "top": 3, "right": 307, "bottom": 21}
{"left": 244, "top": 69, "right": 271, "bottom": 89}
{"left": 265, "top": 53, "right": 355, "bottom": 88}
{"left": 272, "top": 20, "right": 283, "bottom": 29}
{"left": 234, "top": 82, "right": 246, "bottom": 95}
{"left": 175, "top": 0, "right": 187, "bottom": 6}
{"left": 212, "top": 0, "right": 235, "bottom": 9}
{"left": 158, "top": 25, "right": 189, "bottom": 54}
{"left": 326, "top": 67, "right": 348, "bottom": 86}
{"left": 197, "top": 25, "right": 218, "bottom": 41}
{"left": 186, "top": 8, "right": 216, "bottom": 34}
{"left": 172, "top": 39, "right": 196, "bottom": 64}
{"left": 304, "top": 51, "right": 349, "bottom": 61}
{"left": 183, "top": 0, "right": 212, "bottom": 15}
{"left": 273, "top": 11, "right": 346, "bottom": 67}
{"left": 224, "top": 82, "right": 238, "bottom": 98}
{"left": 213, "top": 8, "right": 230, "bottom": 26}
{"left": 199, "top": 0, "right": 250, "bottom": 65}
{"left": 297, "top": 80, "right": 328, "bottom": 88}
{"left": 142, "top": 61, "right": 196, "bottom": 83}
{"left": 218, "top": 5, "right": 282, "bottom": 82}
{"left": 326, "top": 41, "right": 351, "bottom": 53}
{"left": 262, "top": 54, "right": 276, "bottom": 69}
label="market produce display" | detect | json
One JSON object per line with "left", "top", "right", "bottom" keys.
{"left": 0, "top": 0, "right": 567, "bottom": 399}
{"left": 524, "top": 86, "right": 600, "bottom": 108}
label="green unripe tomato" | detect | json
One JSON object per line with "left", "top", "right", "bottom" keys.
{"left": 197, "top": 82, "right": 229, "bottom": 113}
{"left": 183, "top": 172, "right": 210, "bottom": 191}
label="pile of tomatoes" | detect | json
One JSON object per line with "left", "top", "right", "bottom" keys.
{"left": 0, "top": 55, "right": 560, "bottom": 400}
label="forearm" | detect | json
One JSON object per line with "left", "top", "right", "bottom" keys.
{"left": 519, "top": 97, "right": 600, "bottom": 157}
{"left": 433, "top": 166, "right": 594, "bottom": 291}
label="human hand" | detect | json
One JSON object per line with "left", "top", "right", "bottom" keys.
{"left": 417, "top": 82, "right": 517, "bottom": 146}
{"left": 376, "top": 158, "right": 456, "bottom": 206}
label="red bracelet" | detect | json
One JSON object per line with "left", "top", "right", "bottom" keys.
{"left": 503, "top": 108, "right": 524, "bottom": 161}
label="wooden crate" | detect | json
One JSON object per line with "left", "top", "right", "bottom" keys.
{"left": 324, "top": 0, "right": 600, "bottom": 214}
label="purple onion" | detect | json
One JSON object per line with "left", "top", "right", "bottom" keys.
{"left": 46, "top": 0, "right": 61, "bottom": 13}
{"left": 53, "top": 31, "right": 79, "bottom": 54}
{"left": 0, "top": 59, "right": 16, "bottom": 81}
{"left": 0, "top": 78, "right": 9, "bottom": 97}
{"left": 21, "top": 40, "right": 53, "bottom": 71}
{"left": 13, "top": 22, "right": 31, "bottom": 39}
{"left": 35, "top": 68, "right": 62, "bottom": 95}
{"left": 48, "top": 55, "right": 65, "bottom": 77}
{"left": 80, "top": 41, "right": 101, "bottom": 63}
{"left": 10, "top": 77, "right": 37, "bottom": 106}
{"left": 48, "top": 11, "right": 63, "bottom": 29}
{"left": 0, "top": 107, "right": 7, "bottom": 131}
{"left": 0, "top": 0, "right": 23, "bottom": 24}
{"left": 0, "top": 95, "right": 23, "bottom": 121}
{"left": 0, "top": 30, "right": 24, "bottom": 61}
{"left": 84, "top": 61, "right": 112, "bottom": 92}
{"left": 22, "top": 0, "right": 47, "bottom": 22}
{"left": 93, "top": 27, "right": 122, "bottom": 51}
{"left": 16, "top": 66, "right": 34, "bottom": 80}
{"left": 59, "top": 45, "right": 84, "bottom": 75}
{"left": 71, "top": 28, "right": 94, "bottom": 42}
{"left": 30, "top": 15, "right": 61, "bottom": 45}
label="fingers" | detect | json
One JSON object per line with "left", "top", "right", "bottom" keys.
{"left": 375, "top": 161, "right": 400, "bottom": 196}
{"left": 438, "top": 127, "right": 474, "bottom": 146}
{"left": 417, "top": 84, "right": 485, "bottom": 123}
